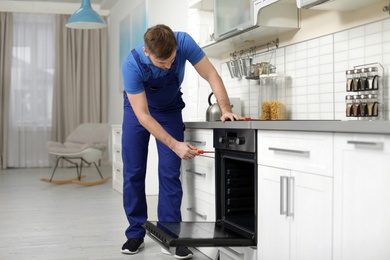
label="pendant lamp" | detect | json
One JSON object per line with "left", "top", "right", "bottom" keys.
{"left": 66, "top": 0, "right": 107, "bottom": 29}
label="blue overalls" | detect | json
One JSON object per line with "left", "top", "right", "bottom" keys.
{"left": 122, "top": 49, "right": 186, "bottom": 239}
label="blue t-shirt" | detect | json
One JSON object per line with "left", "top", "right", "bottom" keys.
{"left": 122, "top": 32, "right": 205, "bottom": 94}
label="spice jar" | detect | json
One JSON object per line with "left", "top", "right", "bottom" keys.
{"left": 258, "top": 74, "right": 287, "bottom": 120}
{"left": 367, "top": 94, "right": 378, "bottom": 117}
{"left": 359, "top": 94, "right": 368, "bottom": 118}
{"left": 352, "top": 95, "right": 361, "bottom": 117}
{"left": 346, "top": 70, "right": 354, "bottom": 92}
{"left": 367, "top": 67, "right": 378, "bottom": 90}
{"left": 359, "top": 68, "right": 368, "bottom": 91}
{"left": 353, "top": 69, "right": 361, "bottom": 91}
{"left": 345, "top": 95, "right": 353, "bottom": 117}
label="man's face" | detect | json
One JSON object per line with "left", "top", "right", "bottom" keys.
{"left": 143, "top": 47, "right": 176, "bottom": 70}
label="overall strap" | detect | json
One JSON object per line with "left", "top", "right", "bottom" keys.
{"left": 131, "top": 49, "right": 152, "bottom": 79}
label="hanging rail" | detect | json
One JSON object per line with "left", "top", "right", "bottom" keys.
{"left": 230, "top": 38, "right": 279, "bottom": 59}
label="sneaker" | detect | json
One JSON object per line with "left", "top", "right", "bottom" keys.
{"left": 121, "top": 238, "right": 144, "bottom": 254}
{"left": 161, "top": 246, "right": 193, "bottom": 259}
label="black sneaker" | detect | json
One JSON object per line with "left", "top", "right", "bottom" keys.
{"left": 161, "top": 246, "right": 193, "bottom": 259}
{"left": 121, "top": 238, "right": 144, "bottom": 254}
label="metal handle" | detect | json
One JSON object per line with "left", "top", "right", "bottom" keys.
{"left": 185, "top": 169, "right": 206, "bottom": 177}
{"left": 280, "top": 176, "right": 287, "bottom": 215}
{"left": 287, "top": 177, "right": 295, "bottom": 217}
{"left": 185, "top": 140, "right": 206, "bottom": 145}
{"left": 269, "top": 147, "right": 310, "bottom": 156}
{"left": 347, "top": 140, "right": 384, "bottom": 149}
{"left": 187, "top": 208, "right": 207, "bottom": 219}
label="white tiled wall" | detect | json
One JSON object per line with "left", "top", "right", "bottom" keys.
{"left": 183, "top": 17, "right": 390, "bottom": 122}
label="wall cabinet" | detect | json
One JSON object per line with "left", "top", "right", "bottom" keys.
{"left": 257, "top": 130, "right": 333, "bottom": 260}
{"left": 333, "top": 133, "right": 390, "bottom": 260}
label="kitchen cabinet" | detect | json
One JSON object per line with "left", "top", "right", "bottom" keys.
{"left": 257, "top": 130, "right": 333, "bottom": 260}
{"left": 111, "top": 125, "right": 158, "bottom": 195}
{"left": 333, "top": 133, "right": 390, "bottom": 260}
{"left": 180, "top": 128, "right": 218, "bottom": 259}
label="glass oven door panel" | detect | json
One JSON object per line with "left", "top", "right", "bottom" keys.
{"left": 144, "top": 221, "right": 256, "bottom": 248}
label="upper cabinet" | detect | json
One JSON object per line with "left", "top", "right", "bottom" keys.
{"left": 297, "top": 0, "right": 384, "bottom": 11}
{"left": 199, "top": 0, "right": 299, "bottom": 58}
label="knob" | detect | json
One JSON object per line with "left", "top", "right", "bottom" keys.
{"left": 218, "top": 136, "right": 227, "bottom": 143}
{"left": 235, "top": 137, "right": 245, "bottom": 145}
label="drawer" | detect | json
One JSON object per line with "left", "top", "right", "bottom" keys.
{"left": 112, "top": 162, "right": 123, "bottom": 193}
{"left": 218, "top": 246, "right": 257, "bottom": 260}
{"left": 185, "top": 129, "right": 214, "bottom": 158}
{"left": 258, "top": 131, "right": 333, "bottom": 176}
{"left": 112, "top": 126, "right": 122, "bottom": 145}
{"left": 181, "top": 156, "right": 215, "bottom": 195}
{"left": 113, "top": 144, "right": 122, "bottom": 163}
{"left": 181, "top": 189, "right": 215, "bottom": 222}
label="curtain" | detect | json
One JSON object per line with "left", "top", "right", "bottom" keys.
{"left": 7, "top": 13, "right": 55, "bottom": 168}
{"left": 51, "top": 15, "right": 109, "bottom": 165}
{"left": 0, "top": 12, "right": 13, "bottom": 169}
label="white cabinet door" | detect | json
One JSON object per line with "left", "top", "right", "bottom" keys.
{"left": 334, "top": 134, "right": 390, "bottom": 260}
{"left": 258, "top": 165, "right": 333, "bottom": 260}
{"left": 258, "top": 166, "right": 290, "bottom": 260}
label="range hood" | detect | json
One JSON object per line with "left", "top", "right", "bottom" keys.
{"left": 297, "top": 0, "right": 384, "bottom": 11}
{"left": 202, "top": 0, "right": 299, "bottom": 57}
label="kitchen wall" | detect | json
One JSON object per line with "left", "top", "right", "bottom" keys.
{"left": 106, "top": 0, "right": 390, "bottom": 124}
{"left": 182, "top": 1, "right": 390, "bottom": 122}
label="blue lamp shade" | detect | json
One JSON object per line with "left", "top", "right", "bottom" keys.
{"left": 66, "top": 0, "right": 107, "bottom": 29}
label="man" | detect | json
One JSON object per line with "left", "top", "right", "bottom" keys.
{"left": 121, "top": 24, "right": 240, "bottom": 259}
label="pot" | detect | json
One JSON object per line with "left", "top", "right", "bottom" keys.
{"left": 206, "top": 92, "right": 222, "bottom": 121}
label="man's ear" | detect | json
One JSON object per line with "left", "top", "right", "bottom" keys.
{"left": 142, "top": 47, "right": 149, "bottom": 57}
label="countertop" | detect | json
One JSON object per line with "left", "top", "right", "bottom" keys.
{"left": 184, "top": 120, "right": 390, "bottom": 135}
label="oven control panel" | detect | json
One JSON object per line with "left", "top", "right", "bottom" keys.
{"left": 213, "top": 129, "right": 256, "bottom": 153}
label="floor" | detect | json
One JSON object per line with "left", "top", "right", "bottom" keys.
{"left": 0, "top": 166, "right": 209, "bottom": 260}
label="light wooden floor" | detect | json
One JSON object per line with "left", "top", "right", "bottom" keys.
{"left": 0, "top": 166, "right": 208, "bottom": 260}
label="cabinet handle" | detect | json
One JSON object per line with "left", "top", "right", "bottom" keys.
{"left": 269, "top": 147, "right": 310, "bottom": 156}
{"left": 186, "top": 169, "right": 206, "bottom": 177}
{"left": 185, "top": 140, "right": 206, "bottom": 145}
{"left": 187, "top": 208, "right": 207, "bottom": 219}
{"left": 287, "top": 177, "right": 295, "bottom": 217}
{"left": 347, "top": 140, "right": 384, "bottom": 149}
{"left": 280, "top": 176, "right": 288, "bottom": 216}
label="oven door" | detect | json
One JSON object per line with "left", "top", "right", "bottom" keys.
{"left": 144, "top": 221, "right": 255, "bottom": 251}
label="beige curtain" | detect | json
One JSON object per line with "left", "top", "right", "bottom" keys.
{"left": 0, "top": 12, "right": 12, "bottom": 169}
{"left": 51, "top": 15, "right": 109, "bottom": 143}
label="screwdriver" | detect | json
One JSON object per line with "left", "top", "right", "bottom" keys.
{"left": 192, "top": 149, "right": 214, "bottom": 154}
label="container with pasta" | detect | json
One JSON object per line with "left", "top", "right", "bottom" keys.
{"left": 258, "top": 74, "right": 288, "bottom": 120}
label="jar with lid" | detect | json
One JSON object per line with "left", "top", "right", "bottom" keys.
{"left": 352, "top": 95, "right": 360, "bottom": 117}
{"left": 346, "top": 70, "right": 354, "bottom": 92}
{"left": 367, "top": 67, "right": 378, "bottom": 90}
{"left": 353, "top": 69, "right": 361, "bottom": 91}
{"left": 258, "top": 74, "right": 287, "bottom": 120}
{"left": 367, "top": 94, "right": 378, "bottom": 118}
{"left": 359, "top": 68, "right": 368, "bottom": 91}
{"left": 345, "top": 95, "right": 353, "bottom": 117}
{"left": 358, "top": 94, "right": 368, "bottom": 119}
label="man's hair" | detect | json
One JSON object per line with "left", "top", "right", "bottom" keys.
{"left": 144, "top": 24, "right": 177, "bottom": 59}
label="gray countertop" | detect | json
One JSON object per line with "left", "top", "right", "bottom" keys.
{"left": 184, "top": 120, "right": 390, "bottom": 135}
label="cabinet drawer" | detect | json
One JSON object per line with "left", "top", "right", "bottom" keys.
{"left": 181, "top": 156, "right": 215, "bottom": 195}
{"left": 185, "top": 129, "right": 214, "bottom": 158}
{"left": 181, "top": 190, "right": 215, "bottom": 222}
{"left": 112, "top": 126, "right": 122, "bottom": 145}
{"left": 113, "top": 144, "right": 122, "bottom": 163}
{"left": 258, "top": 131, "right": 333, "bottom": 176}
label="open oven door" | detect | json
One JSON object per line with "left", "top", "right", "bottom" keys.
{"left": 144, "top": 221, "right": 256, "bottom": 252}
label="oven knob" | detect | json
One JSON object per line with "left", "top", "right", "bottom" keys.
{"left": 218, "top": 136, "right": 227, "bottom": 143}
{"left": 235, "top": 137, "right": 245, "bottom": 145}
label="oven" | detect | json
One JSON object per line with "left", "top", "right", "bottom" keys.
{"left": 144, "top": 128, "right": 257, "bottom": 252}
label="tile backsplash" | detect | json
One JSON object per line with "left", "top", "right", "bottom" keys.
{"left": 183, "top": 17, "right": 390, "bottom": 122}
